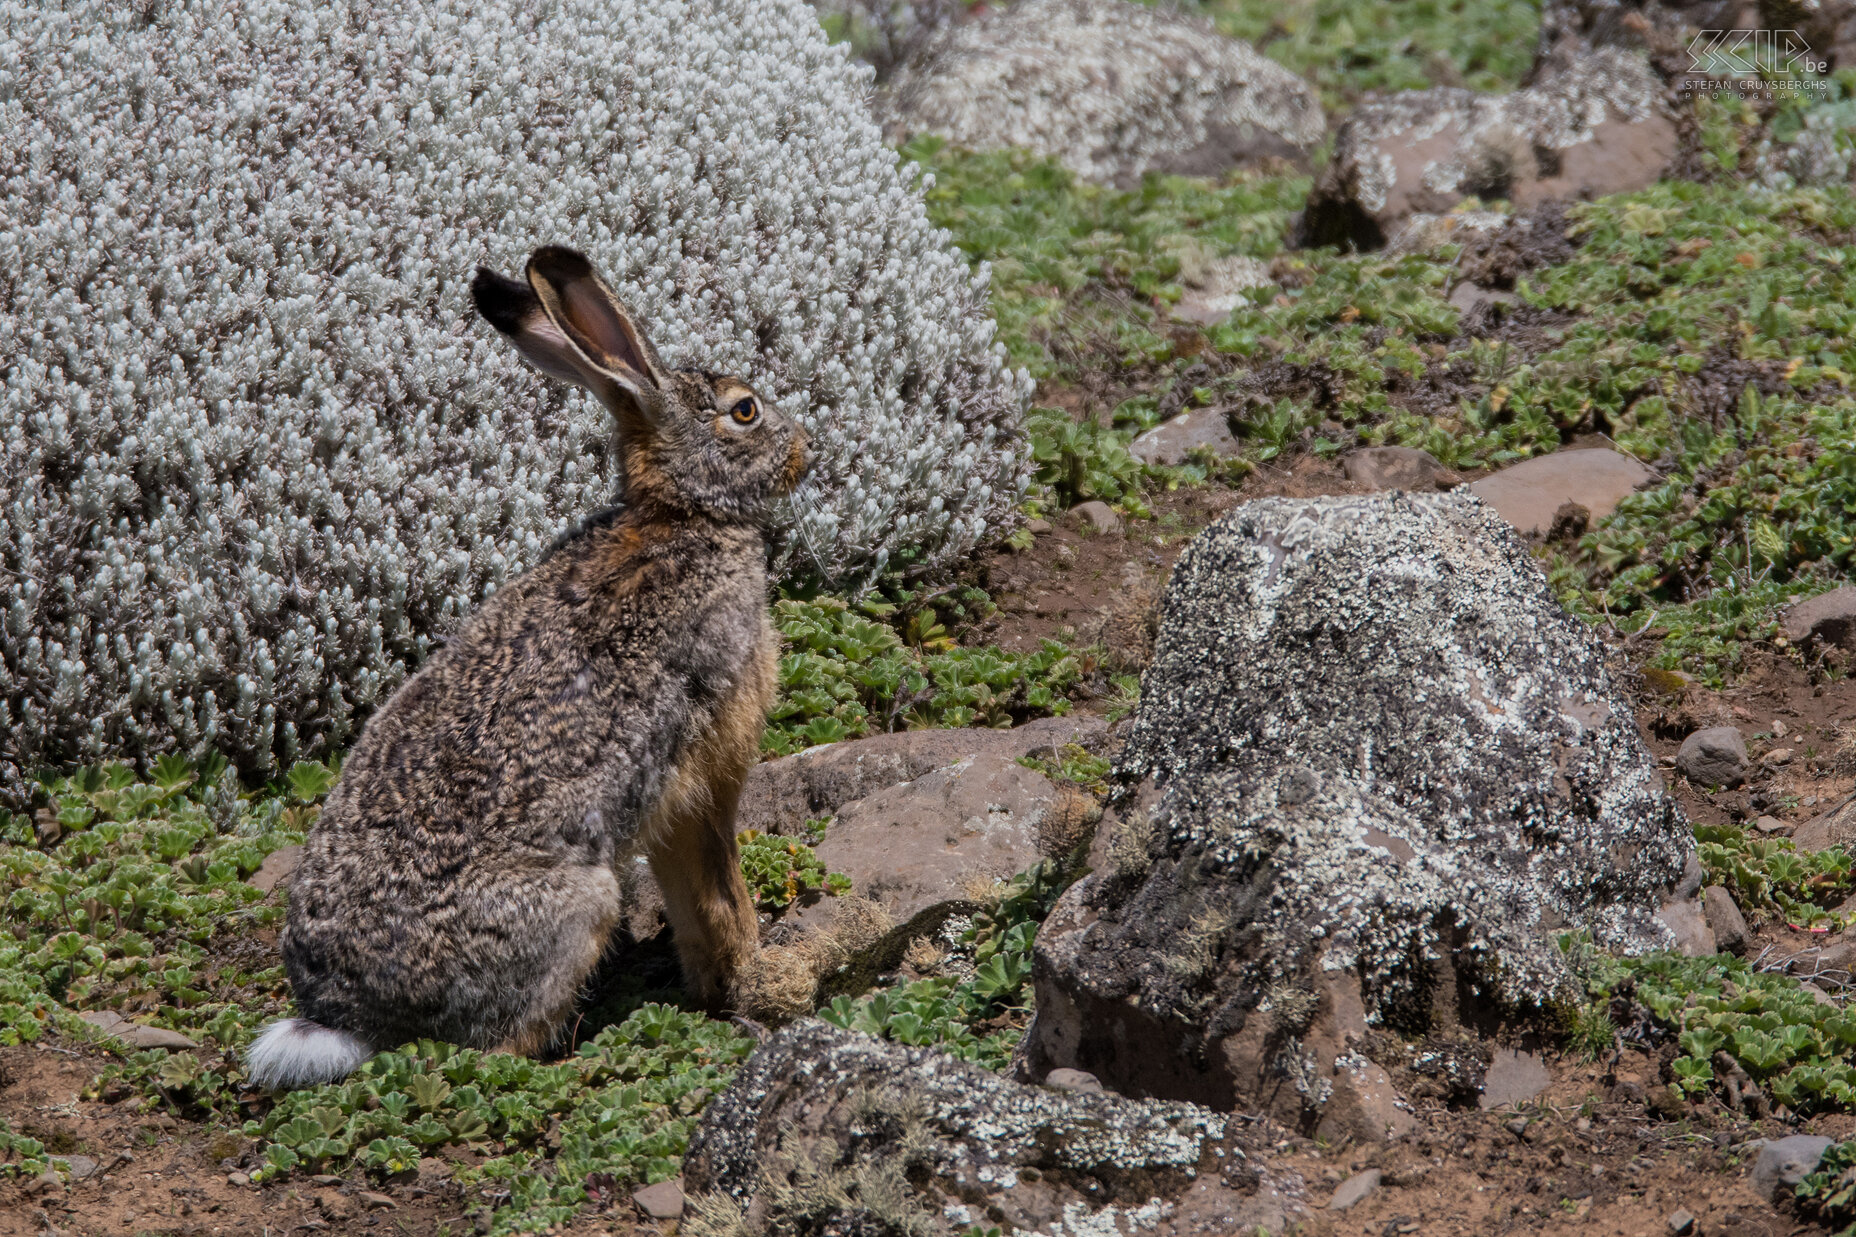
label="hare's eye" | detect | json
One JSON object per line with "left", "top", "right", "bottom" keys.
{"left": 730, "top": 397, "right": 760, "bottom": 425}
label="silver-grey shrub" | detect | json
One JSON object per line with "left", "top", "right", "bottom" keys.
{"left": 0, "top": 0, "right": 1031, "bottom": 791}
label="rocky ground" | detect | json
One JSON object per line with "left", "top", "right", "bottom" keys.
{"left": 7, "top": 458, "right": 1856, "bottom": 1237}
{"left": 16, "top": 0, "right": 1856, "bottom": 1234}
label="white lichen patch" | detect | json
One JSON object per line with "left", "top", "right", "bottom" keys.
{"left": 1111, "top": 491, "right": 1690, "bottom": 1023}
{"left": 0, "top": 0, "right": 1031, "bottom": 787}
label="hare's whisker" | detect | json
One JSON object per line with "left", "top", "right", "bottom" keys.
{"left": 785, "top": 480, "right": 830, "bottom": 581}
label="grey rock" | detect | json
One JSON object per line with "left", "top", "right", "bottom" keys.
{"left": 809, "top": 754, "right": 1076, "bottom": 928}
{"left": 736, "top": 714, "right": 1109, "bottom": 838}
{"left": 1666, "top": 1208, "right": 1695, "bottom": 1236}
{"left": 1072, "top": 500, "right": 1123, "bottom": 535}
{"left": 1467, "top": 448, "right": 1653, "bottom": 537}
{"left": 1043, "top": 1067, "right": 1103, "bottom": 1093}
{"left": 1448, "top": 282, "right": 1518, "bottom": 313}
{"left": 1782, "top": 586, "right": 1856, "bottom": 651}
{"left": 684, "top": 1020, "right": 1305, "bottom": 1236}
{"left": 54, "top": 1155, "right": 99, "bottom": 1181}
{"left": 358, "top": 1191, "right": 396, "bottom": 1210}
{"left": 631, "top": 1178, "right": 686, "bottom": 1219}
{"left": 1130, "top": 408, "right": 1241, "bottom": 467}
{"left": 1656, "top": 897, "right": 1716, "bottom": 958}
{"left": 1702, "top": 885, "right": 1751, "bottom": 956}
{"left": 1755, "top": 814, "right": 1788, "bottom": 834}
{"left": 1674, "top": 852, "right": 1705, "bottom": 901}
{"left": 1797, "top": 795, "right": 1856, "bottom": 852}
{"left": 1023, "top": 492, "right": 1690, "bottom": 1135}
{"left": 1751, "top": 1134, "right": 1834, "bottom": 1202}
{"left": 1170, "top": 255, "right": 1276, "bottom": 326}
{"left": 1299, "top": 50, "right": 1675, "bottom": 249}
{"left": 248, "top": 844, "right": 301, "bottom": 894}
{"left": 882, "top": 0, "right": 1324, "bottom": 185}
{"left": 1342, "top": 446, "right": 1459, "bottom": 493}
{"left": 79, "top": 1010, "right": 199, "bottom": 1050}
{"left": 1328, "top": 1169, "right": 1382, "bottom": 1211}
{"left": 1478, "top": 1048, "right": 1553, "bottom": 1110}
{"left": 1675, "top": 726, "right": 1748, "bottom": 789}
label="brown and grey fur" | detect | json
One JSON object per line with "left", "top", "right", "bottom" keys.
{"left": 249, "top": 246, "right": 808, "bottom": 1089}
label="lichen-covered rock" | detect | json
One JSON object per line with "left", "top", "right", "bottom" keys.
{"left": 1021, "top": 492, "right": 1689, "bottom": 1132}
{"left": 1297, "top": 50, "right": 1676, "bottom": 250}
{"left": 881, "top": 0, "right": 1325, "bottom": 185}
{"left": 682, "top": 1020, "right": 1307, "bottom": 1237}
{"left": 0, "top": 0, "right": 1032, "bottom": 789}
{"left": 808, "top": 0, "right": 963, "bottom": 81}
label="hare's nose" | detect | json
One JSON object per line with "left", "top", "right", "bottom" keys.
{"left": 783, "top": 430, "right": 813, "bottom": 490}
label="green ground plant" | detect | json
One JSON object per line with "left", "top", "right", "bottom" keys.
{"left": 738, "top": 820, "right": 852, "bottom": 910}
{"left": 238, "top": 1005, "right": 751, "bottom": 1234}
{"left": 820, "top": 859, "right": 1074, "bottom": 1069}
{"left": 765, "top": 596, "right": 1083, "bottom": 754}
{"left": 1182, "top": 0, "right": 1538, "bottom": 111}
{"left": 1696, "top": 822, "right": 1856, "bottom": 929}
{"left": 1798, "top": 1138, "right": 1856, "bottom": 1234}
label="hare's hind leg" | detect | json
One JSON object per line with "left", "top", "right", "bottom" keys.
{"left": 483, "top": 864, "right": 622, "bottom": 1057}
{"left": 646, "top": 773, "right": 758, "bottom": 1012}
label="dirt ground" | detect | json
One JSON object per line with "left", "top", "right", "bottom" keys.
{"left": 8, "top": 457, "right": 1856, "bottom": 1236}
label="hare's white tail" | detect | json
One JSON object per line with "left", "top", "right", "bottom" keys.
{"left": 245, "top": 1018, "right": 372, "bottom": 1090}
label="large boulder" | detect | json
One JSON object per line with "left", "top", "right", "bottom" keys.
{"left": 1297, "top": 50, "right": 1677, "bottom": 250}
{"left": 1020, "top": 492, "right": 1690, "bottom": 1137}
{"left": 683, "top": 1020, "right": 1307, "bottom": 1237}
{"left": 881, "top": 0, "right": 1325, "bottom": 186}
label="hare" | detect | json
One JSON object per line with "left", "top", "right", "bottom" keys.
{"left": 246, "top": 246, "right": 810, "bottom": 1090}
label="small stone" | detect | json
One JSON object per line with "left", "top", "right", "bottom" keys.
{"left": 79, "top": 1010, "right": 198, "bottom": 1050}
{"left": 1341, "top": 446, "right": 1458, "bottom": 493}
{"left": 1751, "top": 1134, "right": 1834, "bottom": 1201}
{"left": 59, "top": 1155, "right": 99, "bottom": 1181}
{"left": 1504, "top": 1117, "right": 1530, "bottom": 1140}
{"left": 1656, "top": 897, "right": 1716, "bottom": 958}
{"left": 1667, "top": 1209, "right": 1695, "bottom": 1235}
{"left": 1128, "top": 407, "right": 1240, "bottom": 466}
{"left": 1026, "top": 518, "right": 1051, "bottom": 535}
{"left": 227, "top": 1172, "right": 251, "bottom": 1187}
{"left": 1773, "top": 718, "right": 1789, "bottom": 738}
{"left": 1702, "top": 886, "right": 1751, "bottom": 955}
{"left": 1044, "top": 1068, "right": 1104, "bottom": 1094}
{"left": 1327, "top": 1168, "right": 1381, "bottom": 1211}
{"left": 1782, "top": 586, "right": 1856, "bottom": 651}
{"left": 1467, "top": 448, "right": 1652, "bottom": 537}
{"left": 358, "top": 1191, "right": 396, "bottom": 1210}
{"left": 1071, "top": 500, "right": 1123, "bottom": 535}
{"left": 33, "top": 1170, "right": 63, "bottom": 1195}
{"left": 1675, "top": 726, "right": 1749, "bottom": 789}
{"left": 1755, "top": 815, "right": 1788, "bottom": 833}
{"left": 312, "top": 1174, "right": 344, "bottom": 1186}
{"left": 248, "top": 844, "right": 302, "bottom": 894}
{"left": 632, "top": 1179, "right": 686, "bottom": 1220}
{"left": 1764, "top": 747, "right": 1794, "bottom": 766}
{"left": 1447, "top": 282, "right": 1517, "bottom": 313}
{"left": 1477, "top": 1048, "right": 1552, "bottom": 1110}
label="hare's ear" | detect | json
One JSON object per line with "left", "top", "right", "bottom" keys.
{"left": 470, "top": 247, "right": 668, "bottom": 425}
